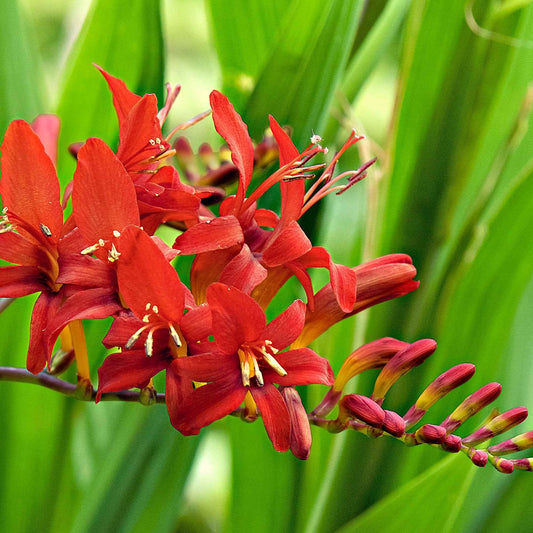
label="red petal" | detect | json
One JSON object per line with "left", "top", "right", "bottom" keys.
{"left": 190, "top": 247, "right": 239, "bottom": 304}
{"left": 57, "top": 254, "right": 116, "bottom": 288}
{"left": 207, "top": 283, "right": 266, "bottom": 354}
{"left": 96, "top": 65, "right": 141, "bottom": 129}
{"left": 73, "top": 138, "right": 139, "bottom": 245}
{"left": 27, "top": 292, "right": 60, "bottom": 373}
{"left": 31, "top": 114, "right": 60, "bottom": 167}
{"left": 265, "top": 348, "right": 334, "bottom": 386}
{"left": 117, "top": 225, "right": 184, "bottom": 323}
{"left": 210, "top": 91, "right": 254, "bottom": 211}
{"left": 251, "top": 383, "right": 290, "bottom": 452}
{"left": 180, "top": 304, "right": 212, "bottom": 342}
{"left": 116, "top": 94, "right": 168, "bottom": 173}
{"left": 0, "top": 120, "right": 62, "bottom": 245}
{"left": 298, "top": 246, "right": 356, "bottom": 312}
{"left": 263, "top": 299, "right": 306, "bottom": 350}
{"left": 0, "top": 231, "right": 44, "bottom": 266}
{"left": 96, "top": 351, "right": 167, "bottom": 401}
{"left": 173, "top": 215, "right": 244, "bottom": 254}
{"left": 174, "top": 351, "right": 238, "bottom": 382}
{"left": 0, "top": 266, "right": 47, "bottom": 297}
{"left": 46, "top": 288, "right": 122, "bottom": 356}
{"left": 262, "top": 221, "right": 312, "bottom": 267}
{"left": 172, "top": 376, "right": 246, "bottom": 435}
{"left": 219, "top": 244, "right": 267, "bottom": 294}
{"left": 269, "top": 115, "right": 304, "bottom": 224}
{"left": 165, "top": 358, "right": 194, "bottom": 431}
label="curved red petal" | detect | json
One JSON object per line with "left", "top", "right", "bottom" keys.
{"left": 263, "top": 299, "right": 306, "bottom": 350}
{"left": 262, "top": 221, "right": 312, "bottom": 267}
{"left": 173, "top": 215, "right": 244, "bottom": 254}
{"left": 207, "top": 283, "right": 266, "bottom": 354}
{"left": 0, "top": 265, "right": 47, "bottom": 297}
{"left": 251, "top": 383, "right": 290, "bottom": 452}
{"left": 73, "top": 138, "right": 139, "bottom": 245}
{"left": 265, "top": 348, "right": 334, "bottom": 386}
{"left": 180, "top": 303, "right": 212, "bottom": 342}
{"left": 165, "top": 358, "right": 194, "bottom": 431}
{"left": 117, "top": 225, "right": 184, "bottom": 323}
{"left": 269, "top": 115, "right": 304, "bottom": 224}
{"left": 116, "top": 94, "right": 168, "bottom": 173}
{"left": 210, "top": 91, "right": 254, "bottom": 211}
{"left": 0, "top": 120, "right": 62, "bottom": 244}
{"left": 96, "top": 65, "right": 141, "bottom": 128}
{"left": 171, "top": 376, "right": 246, "bottom": 435}
{"left": 96, "top": 351, "right": 167, "bottom": 401}
{"left": 219, "top": 243, "right": 268, "bottom": 294}
{"left": 27, "top": 292, "right": 60, "bottom": 373}
{"left": 31, "top": 114, "right": 60, "bottom": 167}
{"left": 174, "top": 351, "right": 238, "bottom": 382}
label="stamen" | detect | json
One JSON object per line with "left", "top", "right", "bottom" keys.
{"left": 145, "top": 303, "right": 151, "bottom": 311}
{"left": 113, "top": 230, "right": 121, "bottom": 238}
{"left": 40, "top": 224, "right": 52, "bottom": 237}
{"left": 107, "top": 243, "right": 121, "bottom": 262}
{"left": 98, "top": 239, "right": 105, "bottom": 247}
{"left": 263, "top": 352, "right": 287, "bottom": 377}
{"left": 252, "top": 357, "right": 264, "bottom": 387}
{"left": 126, "top": 325, "right": 149, "bottom": 349}
{"left": 81, "top": 243, "right": 101, "bottom": 255}
{"left": 241, "top": 358, "right": 251, "bottom": 387}
{"left": 152, "top": 305, "right": 159, "bottom": 314}
{"left": 169, "top": 323, "right": 182, "bottom": 348}
{"left": 145, "top": 328, "right": 154, "bottom": 357}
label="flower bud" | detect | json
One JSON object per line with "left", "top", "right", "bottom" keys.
{"left": 441, "top": 382, "right": 502, "bottom": 433}
{"left": 488, "top": 430, "right": 533, "bottom": 456}
{"left": 466, "top": 448, "right": 488, "bottom": 467}
{"left": 441, "top": 434, "right": 462, "bottom": 453}
{"left": 281, "top": 386, "right": 312, "bottom": 460}
{"left": 511, "top": 458, "right": 533, "bottom": 471}
{"left": 333, "top": 338, "right": 408, "bottom": 394}
{"left": 403, "top": 364, "right": 476, "bottom": 428}
{"left": 489, "top": 455, "right": 514, "bottom": 474}
{"left": 462, "top": 407, "right": 528, "bottom": 446}
{"left": 372, "top": 339, "right": 437, "bottom": 404}
{"left": 382, "top": 410, "right": 405, "bottom": 437}
{"left": 340, "top": 394, "right": 385, "bottom": 428}
{"left": 414, "top": 424, "right": 447, "bottom": 444}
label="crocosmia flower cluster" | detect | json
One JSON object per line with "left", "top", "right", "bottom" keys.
{"left": 1, "top": 67, "right": 532, "bottom": 470}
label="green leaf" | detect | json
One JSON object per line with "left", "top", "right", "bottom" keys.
{"left": 207, "top": 0, "right": 287, "bottom": 108}
{"left": 243, "top": 0, "right": 365, "bottom": 146}
{"left": 0, "top": 0, "right": 44, "bottom": 130}
{"left": 55, "top": 0, "right": 165, "bottom": 186}
{"left": 336, "top": 455, "right": 475, "bottom": 533}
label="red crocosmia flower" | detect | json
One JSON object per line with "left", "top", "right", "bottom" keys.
{"left": 73, "top": 137, "right": 140, "bottom": 261}
{"left": 96, "top": 225, "right": 211, "bottom": 417}
{"left": 170, "top": 283, "right": 334, "bottom": 453}
{"left": 173, "top": 91, "right": 361, "bottom": 311}
{"left": 96, "top": 66, "right": 205, "bottom": 232}
{"left": 292, "top": 254, "right": 420, "bottom": 349}
{"left": 0, "top": 120, "right": 65, "bottom": 372}
{"left": 96, "top": 65, "right": 175, "bottom": 175}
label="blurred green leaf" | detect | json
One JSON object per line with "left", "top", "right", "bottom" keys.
{"left": 336, "top": 455, "right": 475, "bottom": 533}
{"left": 56, "top": 0, "right": 165, "bottom": 186}
{"left": 207, "top": 0, "right": 287, "bottom": 108}
{"left": 243, "top": 0, "right": 364, "bottom": 146}
{"left": 0, "top": 0, "right": 44, "bottom": 130}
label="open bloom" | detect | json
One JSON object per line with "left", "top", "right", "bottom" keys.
{"left": 170, "top": 283, "right": 334, "bottom": 451}
{"left": 173, "top": 91, "right": 362, "bottom": 310}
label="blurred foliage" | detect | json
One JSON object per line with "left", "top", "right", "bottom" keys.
{"left": 1, "top": 0, "right": 532, "bottom": 531}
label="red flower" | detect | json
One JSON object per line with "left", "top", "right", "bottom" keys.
{"left": 170, "top": 283, "right": 333, "bottom": 452}
{"left": 173, "top": 91, "right": 361, "bottom": 311}
{"left": 95, "top": 66, "right": 203, "bottom": 233}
